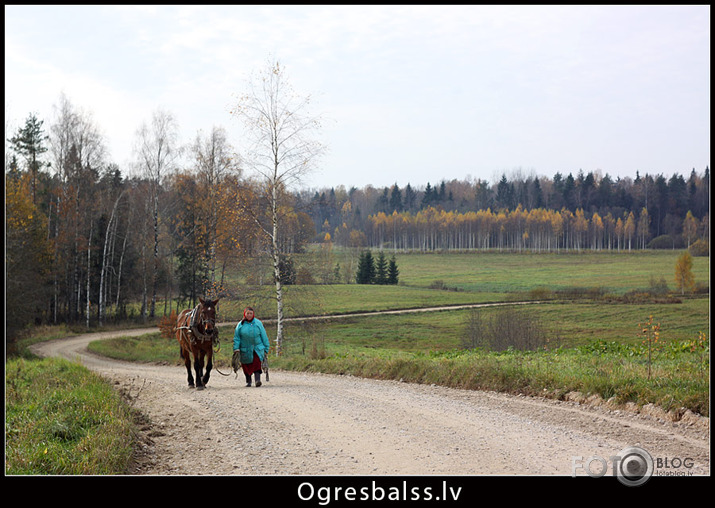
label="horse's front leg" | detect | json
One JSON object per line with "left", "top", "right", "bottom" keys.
{"left": 202, "top": 349, "right": 213, "bottom": 387}
{"left": 193, "top": 350, "right": 205, "bottom": 390}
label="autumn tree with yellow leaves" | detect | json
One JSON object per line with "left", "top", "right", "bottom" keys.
{"left": 674, "top": 251, "right": 695, "bottom": 295}
{"left": 5, "top": 170, "right": 53, "bottom": 349}
{"left": 362, "top": 205, "right": 668, "bottom": 253}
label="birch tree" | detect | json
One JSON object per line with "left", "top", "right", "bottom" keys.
{"left": 682, "top": 211, "right": 698, "bottom": 249}
{"left": 134, "top": 108, "right": 179, "bottom": 318}
{"left": 98, "top": 187, "right": 126, "bottom": 325}
{"left": 48, "top": 93, "right": 106, "bottom": 322}
{"left": 191, "top": 126, "right": 241, "bottom": 293}
{"left": 231, "top": 59, "right": 324, "bottom": 355}
{"left": 674, "top": 251, "right": 695, "bottom": 295}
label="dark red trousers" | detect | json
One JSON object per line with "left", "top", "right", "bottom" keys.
{"left": 241, "top": 353, "right": 262, "bottom": 376}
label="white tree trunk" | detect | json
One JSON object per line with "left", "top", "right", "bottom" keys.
{"left": 272, "top": 193, "right": 284, "bottom": 355}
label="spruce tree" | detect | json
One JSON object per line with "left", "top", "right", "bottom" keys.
{"left": 278, "top": 257, "right": 296, "bottom": 285}
{"left": 8, "top": 113, "right": 49, "bottom": 206}
{"left": 356, "top": 250, "right": 375, "bottom": 284}
{"left": 387, "top": 255, "right": 399, "bottom": 285}
{"left": 389, "top": 184, "right": 403, "bottom": 212}
{"left": 374, "top": 251, "right": 388, "bottom": 285}
{"left": 422, "top": 182, "right": 434, "bottom": 208}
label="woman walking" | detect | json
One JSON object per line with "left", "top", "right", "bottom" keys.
{"left": 233, "top": 307, "right": 270, "bottom": 387}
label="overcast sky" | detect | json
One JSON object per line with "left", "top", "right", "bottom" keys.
{"left": 4, "top": 4, "right": 710, "bottom": 190}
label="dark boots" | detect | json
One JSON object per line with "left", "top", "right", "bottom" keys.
{"left": 245, "top": 371, "right": 262, "bottom": 387}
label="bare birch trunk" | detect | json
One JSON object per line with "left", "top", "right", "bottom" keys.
{"left": 99, "top": 191, "right": 123, "bottom": 326}
{"left": 272, "top": 181, "right": 284, "bottom": 355}
{"left": 86, "top": 222, "right": 92, "bottom": 329}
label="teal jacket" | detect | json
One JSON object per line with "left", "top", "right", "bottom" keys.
{"left": 233, "top": 318, "right": 270, "bottom": 364}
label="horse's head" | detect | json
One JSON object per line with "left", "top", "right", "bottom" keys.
{"left": 198, "top": 297, "right": 220, "bottom": 334}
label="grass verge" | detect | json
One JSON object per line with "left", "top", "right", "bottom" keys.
{"left": 271, "top": 342, "right": 709, "bottom": 417}
{"left": 5, "top": 357, "right": 137, "bottom": 475}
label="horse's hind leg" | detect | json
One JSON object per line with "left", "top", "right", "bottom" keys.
{"left": 181, "top": 348, "right": 195, "bottom": 388}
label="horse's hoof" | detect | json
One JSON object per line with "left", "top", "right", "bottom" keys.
{"left": 188, "top": 385, "right": 195, "bottom": 389}
{"left": 197, "top": 385, "right": 205, "bottom": 391}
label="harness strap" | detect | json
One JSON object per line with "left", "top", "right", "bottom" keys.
{"left": 189, "top": 305, "right": 199, "bottom": 328}
{"left": 177, "top": 321, "right": 193, "bottom": 351}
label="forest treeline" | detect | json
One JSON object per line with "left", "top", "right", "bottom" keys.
{"left": 302, "top": 169, "right": 709, "bottom": 252}
{"left": 4, "top": 100, "right": 710, "bottom": 347}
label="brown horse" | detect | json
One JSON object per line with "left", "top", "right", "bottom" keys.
{"left": 175, "top": 297, "right": 220, "bottom": 390}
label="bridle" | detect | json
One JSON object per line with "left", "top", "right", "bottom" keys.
{"left": 199, "top": 307, "right": 216, "bottom": 332}
{"left": 192, "top": 304, "right": 217, "bottom": 343}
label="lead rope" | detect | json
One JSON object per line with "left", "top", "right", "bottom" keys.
{"left": 211, "top": 333, "right": 233, "bottom": 377}
{"left": 262, "top": 356, "right": 269, "bottom": 382}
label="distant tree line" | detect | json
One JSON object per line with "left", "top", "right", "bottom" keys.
{"left": 301, "top": 168, "right": 709, "bottom": 252}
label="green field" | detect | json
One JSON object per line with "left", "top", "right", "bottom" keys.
{"left": 376, "top": 249, "right": 708, "bottom": 294}
{"left": 268, "top": 298, "right": 709, "bottom": 352}
{"left": 214, "top": 249, "right": 709, "bottom": 321}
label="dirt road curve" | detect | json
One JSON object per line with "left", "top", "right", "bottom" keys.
{"left": 31, "top": 329, "right": 709, "bottom": 477}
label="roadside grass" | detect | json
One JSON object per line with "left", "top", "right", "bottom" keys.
{"left": 272, "top": 344, "right": 709, "bottom": 417}
{"left": 5, "top": 357, "right": 137, "bottom": 475}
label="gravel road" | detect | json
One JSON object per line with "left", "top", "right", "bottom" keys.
{"left": 30, "top": 328, "right": 709, "bottom": 478}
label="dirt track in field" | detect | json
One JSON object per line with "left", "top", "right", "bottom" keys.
{"left": 30, "top": 314, "right": 709, "bottom": 479}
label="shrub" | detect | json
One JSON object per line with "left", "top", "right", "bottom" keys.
{"left": 296, "top": 267, "right": 316, "bottom": 285}
{"left": 462, "top": 307, "right": 549, "bottom": 352}
{"left": 689, "top": 239, "right": 709, "bottom": 257}
{"left": 648, "top": 275, "right": 670, "bottom": 295}
{"left": 429, "top": 279, "right": 463, "bottom": 291}
{"left": 647, "top": 234, "right": 677, "bottom": 249}
{"left": 158, "top": 310, "right": 177, "bottom": 340}
{"left": 528, "top": 286, "right": 554, "bottom": 300}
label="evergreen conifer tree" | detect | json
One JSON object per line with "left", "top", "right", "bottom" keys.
{"left": 8, "top": 113, "right": 49, "bottom": 205}
{"left": 374, "top": 251, "right": 388, "bottom": 284}
{"left": 356, "top": 250, "right": 375, "bottom": 284}
{"left": 387, "top": 255, "right": 399, "bottom": 285}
